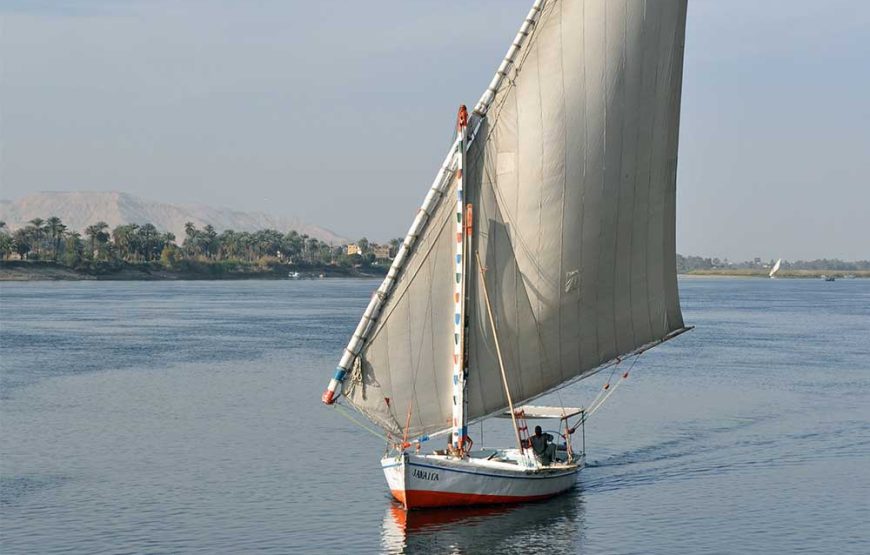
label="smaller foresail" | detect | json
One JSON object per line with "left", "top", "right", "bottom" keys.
{"left": 321, "top": 137, "right": 460, "bottom": 406}
{"left": 322, "top": 0, "right": 551, "bottom": 433}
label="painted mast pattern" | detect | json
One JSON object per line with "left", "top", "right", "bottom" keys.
{"left": 451, "top": 106, "right": 469, "bottom": 451}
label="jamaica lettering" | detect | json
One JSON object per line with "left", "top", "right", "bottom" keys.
{"left": 412, "top": 468, "right": 440, "bottom": 481}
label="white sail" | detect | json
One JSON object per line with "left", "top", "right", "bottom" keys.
{"left": 769, "top": 258, "right": 782, "bottom": 278}
{"left": 334, "top": 0, "right": 689, "bottom": 439}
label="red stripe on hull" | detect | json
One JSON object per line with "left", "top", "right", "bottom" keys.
{"left": 391, "top": 488, "right": 561, "bottom": 509}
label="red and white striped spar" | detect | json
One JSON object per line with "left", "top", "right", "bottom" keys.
{"left": 382, "top": 449, "right": 583, "bottom": 509}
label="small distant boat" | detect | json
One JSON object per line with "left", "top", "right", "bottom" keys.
{"left": 288, "top": 271, "right": 301, "bottom": 279}
{"left": 769, "top": 258, "right": 782, "bottom": 279}
{"left": 825, "top": 275, "right": 836, "bottom": 282}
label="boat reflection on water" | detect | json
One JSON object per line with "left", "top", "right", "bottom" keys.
{"left": 381, "top": 489, "right": 585, "bottom": 554}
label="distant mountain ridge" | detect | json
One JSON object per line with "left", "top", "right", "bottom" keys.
{"left": 0, "top": 192, "right": 349, "bottom": 244}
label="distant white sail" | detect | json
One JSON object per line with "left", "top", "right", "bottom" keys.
{"left": 335, "top": 0, "right": 689, "bottom": 439}
{"left": 769, "top": 258, "right": 782, "bottom": 278}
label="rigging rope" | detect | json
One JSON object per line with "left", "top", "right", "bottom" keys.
{"left": 567, "top": 353, "right": 643, "bottom": 433}
{"left": 332, "top": 403, "right": 389, "bottom": 443}
{"left": 343, "top": 356, "right": 364, "bottom": 399}
{"left": 401, "top": 399, "right": 414, "bottom": 449}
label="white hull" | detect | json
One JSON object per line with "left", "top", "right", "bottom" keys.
{"left": 382, "top": 449, "right": 582, "bottom": 509}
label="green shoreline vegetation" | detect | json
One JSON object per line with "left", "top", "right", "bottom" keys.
{"left": 0, "top": 217, "right": 393, "bottom": 281}
{"left": 0, "top": 217, "right": 867, "bottom": 281}
{"left": 684, "top": 269, "right": 870, "bottom": 278}
{"left": 676, "top": 255, "right": 870, "bottom": 279}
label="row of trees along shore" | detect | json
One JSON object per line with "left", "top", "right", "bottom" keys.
{"left": 676, "top": 254, "right": 870, "bottom": 273}
{"left": 2, "top": 217, "right": 867, "bottom": 275}
{"left": 0, "top": 217, "right": 399, "bottom": 272}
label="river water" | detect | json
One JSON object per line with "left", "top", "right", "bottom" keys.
{"left": 1, "top": 278, "right": 868, "bottom": 554}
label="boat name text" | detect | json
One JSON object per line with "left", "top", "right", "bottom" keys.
{"left": 412, "top": 468, "right": 440, "bottom": 481}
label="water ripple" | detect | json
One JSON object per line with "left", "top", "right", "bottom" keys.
{"left": 1, "top": 278, "right": 869, "bottom": 554}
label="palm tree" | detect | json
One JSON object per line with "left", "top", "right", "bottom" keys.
{"left": 201, "top": 224, "right": 218, "bottom": 259}
{"left": 183, "top": 222, "right": 198, "bottom": 257}
{"left": 283, "top": 230, "right": 303, "bottom": 261}
{"left": 27, "top": 218, "right": 46, "bottom": 257}
{"left": 45, "top": 216, "right": 66, "bottom": 260}
{"left": 0, "top": 231, "right": 12, "bottom": 260}
{"left": 12, "top": 229, "right": 32, "bottom": 259}
{"left": 112, "top": 224, "right": 139, "bottom": 261}
{"left": 64, "top": 232, "right": 85, "bottom": 265}
{"left": 0, "top": 221, "right": 8, "bottom": 259}
{"left": 253, "top": 229, "right": 283, "bottom": 258}
{"left": 137, "top": 223, "right": 159, "bottom": 261}
{"left": 218, "top": 230, "right": 237, "bottom": 259}
{"left": 238, "top": 232, "right": 254, "bottom": 262}
{"left": 85, "top": 221, "right": 110, "bottom": 260}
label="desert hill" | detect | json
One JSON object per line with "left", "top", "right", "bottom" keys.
{"left": 0, "top": 192, "right": 348, "bottom": 244}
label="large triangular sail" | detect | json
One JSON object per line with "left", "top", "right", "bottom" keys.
{"left": 464, "top": 0, "right": 688, "bottom": 424}
{"left": 324, "top": 0, "right": 690, "bottom": 440}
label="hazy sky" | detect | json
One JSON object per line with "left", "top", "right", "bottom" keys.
{"left": 1, "top": 0, "right": 868, "bottom": 260}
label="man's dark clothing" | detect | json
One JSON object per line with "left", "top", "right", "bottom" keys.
{"left": 530, "top": 432, "right": 557, "bottom": 465}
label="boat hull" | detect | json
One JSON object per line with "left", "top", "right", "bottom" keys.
{"left": 382, "top": 451, "right": 581, "bottom": 509}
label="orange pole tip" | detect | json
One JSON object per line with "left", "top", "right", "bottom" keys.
{"left": 322, "top": 390, "right": 335, "bottom": 404}
{"left": 457, "top": 105, "right": 468, "bottom": 129}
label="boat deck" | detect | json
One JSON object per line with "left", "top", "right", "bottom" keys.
{"left": 419, "top": 448, "right": 581, "bottom": 473}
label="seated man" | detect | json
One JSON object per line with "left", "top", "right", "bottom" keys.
{"left": 530, "top": 425, "right": 558, "bottom": 465}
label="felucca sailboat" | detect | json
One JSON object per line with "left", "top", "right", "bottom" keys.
{"left": 769, "top": 258, "right": 782, "bottom": 278}
{"left": 322, "top": 0, "right": 690, "bottom": 509}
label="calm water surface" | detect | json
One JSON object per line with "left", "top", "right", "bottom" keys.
{"left": 1, "top": 278, "right": 869, "bottom": 554}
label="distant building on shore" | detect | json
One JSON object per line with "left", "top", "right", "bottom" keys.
{"left": 344, "top": 243, "right": 392, "bottom": 260}
{"left": 372, "top": 244, "right": 391, "bottom": 260}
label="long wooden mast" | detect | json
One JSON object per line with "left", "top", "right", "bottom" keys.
{"left": 451, "top": 106, "right": 470, "bottom": 453}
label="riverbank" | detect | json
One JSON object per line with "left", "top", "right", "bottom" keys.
{"left": 0, "top": 260, "right": 386, "bottom": 281}
{"left": 686, "top": 269, "right": 870, "bottom": 278}
{"left": 3, "top": 261, "right": 867, "bottom": 282}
